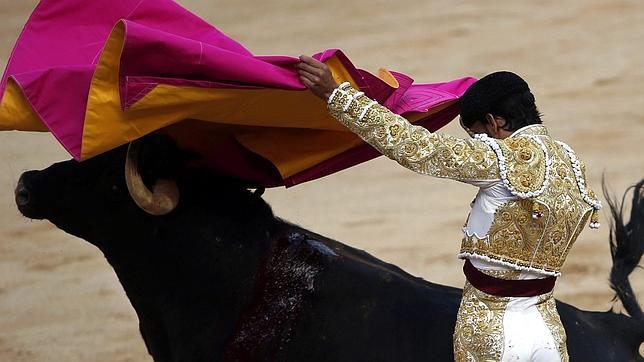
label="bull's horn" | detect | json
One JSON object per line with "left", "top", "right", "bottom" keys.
{"left": 124, "top": 141, "right": 180, "bottom": 215}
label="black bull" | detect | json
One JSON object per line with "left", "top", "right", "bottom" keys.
{"left": 13, "top": 137, "right": 644, "bottom": 361}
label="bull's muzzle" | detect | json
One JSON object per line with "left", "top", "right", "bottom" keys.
{"left": 15, "top": 179, "right": 29, "bottom": 208}
{"left": 15, "top": 171, "right": 44, "bottom": 219}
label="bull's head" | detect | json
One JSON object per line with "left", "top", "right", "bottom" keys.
{"left": 13, "top": 135, "right": 276, "bottom": 359}
{"left": 14, "top": 135, "right": 196, "bottom": 242}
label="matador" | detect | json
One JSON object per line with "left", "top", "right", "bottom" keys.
{"left": 298, "top": 56, "right": 602, "bottom": 362}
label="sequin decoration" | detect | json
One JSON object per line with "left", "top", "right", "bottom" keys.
{"left": 453, "top": 281, "right": 509, "bottom": 361}
{"left": 327, "top": 85, "right": 597, "bottom": 275}
{"left": 328, "top": 87, "right": 501, "bottom": 183}
{"left": 459, "top": 135, "right": 594, "bottom": 275}
{"left": 475, "top": 133, "right": 550, "bottom": 198}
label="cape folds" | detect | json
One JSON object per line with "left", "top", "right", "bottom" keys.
{"left": 0, "top": 0, "right": 476, "bottom": 187}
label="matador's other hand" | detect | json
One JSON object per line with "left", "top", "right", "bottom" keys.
{"left": 297, "top": 55, "right": 338, "bottom": 100}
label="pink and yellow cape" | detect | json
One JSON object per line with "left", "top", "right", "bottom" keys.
{"left": 0, "top": 0, "right": 475, "bottom": 187}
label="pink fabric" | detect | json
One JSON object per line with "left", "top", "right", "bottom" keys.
{"left": 1, "top": 0, "right": 476, "bottom": 187}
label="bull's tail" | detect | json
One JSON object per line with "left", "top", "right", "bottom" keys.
{"left": 604, "top": 178, "right": 644, "bottom": 320}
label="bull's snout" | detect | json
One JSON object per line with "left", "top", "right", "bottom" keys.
{"left": 15, "top": 180, "right": 30, "bottom": 207}
{"left": 15, "top": 171, "right": 43, "bottom": 219}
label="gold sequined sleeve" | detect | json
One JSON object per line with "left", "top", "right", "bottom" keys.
{"left": 327, "top": 84, "right": 500, "bottom": 183}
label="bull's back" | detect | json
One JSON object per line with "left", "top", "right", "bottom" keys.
{"left": 558, "top": 302, "right": 644, "bottom": 362}
{"left": 246, "top": 226, "right": 462, "bottom": 361}
{"left": 254, "top": 225, "right": 641, "bottom": 362}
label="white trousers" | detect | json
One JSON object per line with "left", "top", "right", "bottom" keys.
{"left": 453, "top": 281, "right": 568, "bottom": 362}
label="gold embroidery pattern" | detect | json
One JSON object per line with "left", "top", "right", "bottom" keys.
{"left": 536, "top": 295, "right": 569, "bottom": 361}
{"left": 327, "top": 85, "right": 596, "bottom": 275}
{"left": 499, "top": 136, "right": 547, "bottom": 194}
{"left": 328, "top": 87, "right": 500, "bottom": 183}
{"left": 478, "top": 268, "right": 522, "bottom": 280}
{"left": 460, "top": 134, "right": 594, "bottom": 275}
{"left": 453, "top": 282, "right": 509, "bottom": 361}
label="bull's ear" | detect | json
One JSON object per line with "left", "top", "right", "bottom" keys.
{"left": 136, "top": 134, "right": 198, "bottom": 185}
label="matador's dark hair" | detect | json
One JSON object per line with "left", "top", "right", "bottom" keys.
{"left": 459, "top": 71, "right": 542, "bottom": 132}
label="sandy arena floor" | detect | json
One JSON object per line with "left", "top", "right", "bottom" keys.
{"left": 0, "top": 0, "right": 643, "bottom": 360}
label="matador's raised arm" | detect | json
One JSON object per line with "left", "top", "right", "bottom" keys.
{"left": 327, "top": 82, "right": 501, "bottom": 185}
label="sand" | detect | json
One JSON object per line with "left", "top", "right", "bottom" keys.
{"left": 0, "top": 0, "right": 642, "bottom": 360}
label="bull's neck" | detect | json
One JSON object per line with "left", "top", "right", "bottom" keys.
{"left": 99, "top": 215, "right": 276, "bottom": 361}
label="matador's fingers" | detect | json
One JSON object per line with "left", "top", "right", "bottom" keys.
{"left": 298, "top": 55, "right": 326, "bottom": 69}
{"left": 298, "top": 69, "right": 321, "bottom": 83}
{"left": 297, "top": 62, "right": 323, "bottom": 76}
{"left": 299, "top": 75, "right": 314, "bottom": 87}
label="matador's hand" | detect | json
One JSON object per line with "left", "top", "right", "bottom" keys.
{"left": 297, "top": 55, "right": 338, "bottom": 100}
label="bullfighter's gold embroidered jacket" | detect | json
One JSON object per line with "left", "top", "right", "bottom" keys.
{"left": 327, "top": 83, "right": 601, "bottom": 276}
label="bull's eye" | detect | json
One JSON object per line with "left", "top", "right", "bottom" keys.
{"left": 111, "top": 184, "right": 121, "bottom": 195}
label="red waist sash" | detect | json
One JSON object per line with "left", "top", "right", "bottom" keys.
{"left": 463, "top": 259, "right": 556, "bottom": 297}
